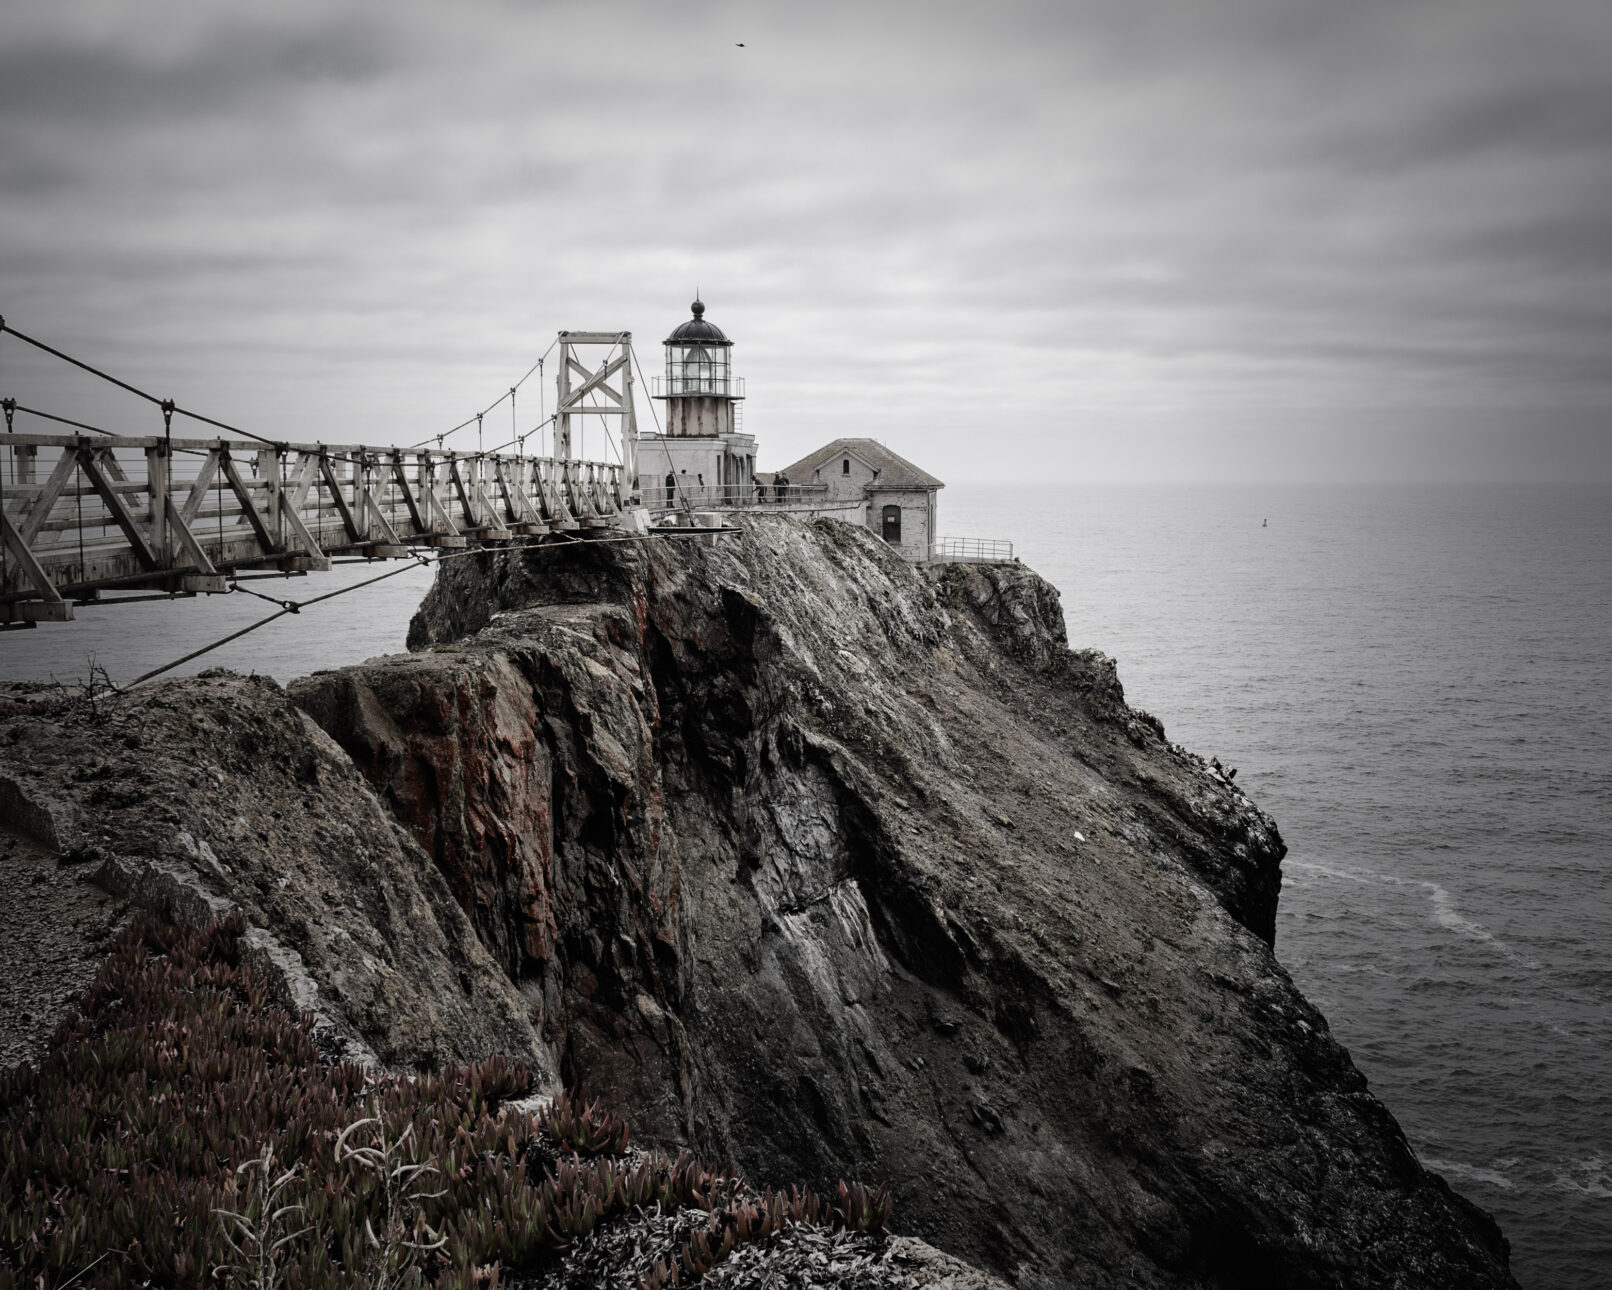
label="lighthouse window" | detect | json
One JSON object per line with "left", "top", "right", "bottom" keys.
{"left": 842, "top": 459, "right": 850, "bottom": 474}
{"left": 881, "top": 505, "right": 902, "bottom": 544}
{"left": 665, "top": 344, "right": 731, "bottom": 395}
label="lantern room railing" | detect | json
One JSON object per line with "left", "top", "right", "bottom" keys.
{"left": 651, "top": 375, "right": 746, "bottom": 398}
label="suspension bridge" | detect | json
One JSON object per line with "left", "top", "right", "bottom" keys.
{"left": 0, "top": 321, "right": 813, "bottom": 641}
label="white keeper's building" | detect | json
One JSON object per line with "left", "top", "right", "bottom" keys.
{"left": 767, "top": 439, "right": 943, "bottom": 565}
{"left": 636, "top": 299, "right": 945, "bottom": 563}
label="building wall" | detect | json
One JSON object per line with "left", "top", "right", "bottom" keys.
{"left": 797, "top": 449, "right": 882, "bottom": 502}
{"left": 866, "top": 487, "right": 937, "bottom": 563}
{"left": 666, "top": 396, "right": 735, "bottom": 439}
{"left": 637, "top": 432, "right": 755, "bottom": 506}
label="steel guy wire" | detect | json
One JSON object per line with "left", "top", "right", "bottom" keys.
{"left": 118, "top": 525, "right": 724, "bottom": 690}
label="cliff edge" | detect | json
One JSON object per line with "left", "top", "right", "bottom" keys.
{"left": 0, "top": 514, "right": 1515, "bottom": 1288}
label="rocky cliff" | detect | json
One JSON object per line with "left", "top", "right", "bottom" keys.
{"left": 0, "top": 515, "right": 1515, "bottom": 1289}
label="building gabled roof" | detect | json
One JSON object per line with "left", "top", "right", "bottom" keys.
{"left": 772, "top": 438, "right": 944, "bottom": 490}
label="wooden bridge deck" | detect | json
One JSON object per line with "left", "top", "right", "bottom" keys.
{"left": 0, "top": 433, "right": 629, "bottom": 624}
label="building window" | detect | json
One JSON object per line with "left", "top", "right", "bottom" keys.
{"left": 842, "top": 459, "right": 850, "bottom": 474}
{"left": 881, "top": 505, "right": 901, "bottom": 545}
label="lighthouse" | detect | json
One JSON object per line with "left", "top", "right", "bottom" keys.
{"left": 640, "top": 299, "right": 756, "bottom": 508}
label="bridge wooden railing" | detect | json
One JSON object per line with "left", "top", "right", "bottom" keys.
{"left": 0, "top": 433, "right": 626, "bottom": 623}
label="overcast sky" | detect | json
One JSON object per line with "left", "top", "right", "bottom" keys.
{"left": 2, "top": 0, "right": 1609, "bottom": 484}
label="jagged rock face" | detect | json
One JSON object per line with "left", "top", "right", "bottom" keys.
{"left": 284, "top": 517, "right": 1513, "bottom": 1290}
{"left": 0, "top": 675, "right": 551, "bottom": 1076}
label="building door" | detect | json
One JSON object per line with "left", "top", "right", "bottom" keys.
{"left": 881, "top": 505, "right": 902, "bottom": 545}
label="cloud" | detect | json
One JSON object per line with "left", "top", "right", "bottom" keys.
{"left": 0, "top": 19, "right": 390, "bottom": 124}
{"left": 1, "top": 0, "right": 1609, "bottom": 483}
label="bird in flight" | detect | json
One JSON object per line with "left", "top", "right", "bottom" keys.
{"left": 736, "top": 42, "right": 745, "bottom": 47}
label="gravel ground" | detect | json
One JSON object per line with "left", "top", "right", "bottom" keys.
{"left": 0, "top": 825, "right": 128, "bottom": 1068}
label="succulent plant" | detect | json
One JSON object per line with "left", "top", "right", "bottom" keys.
{"left": 834, "top": 1180, "right": 893, "bottom": 1234}
{"left": 1, "top": 913, "right": 892, "bottom": 1290}
{"left": 534, "top": 1090, "right": 630, "bottom": 1157}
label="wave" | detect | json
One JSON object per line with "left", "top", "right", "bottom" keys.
{"left": 1283, "top": 860, "right": 1541, "bottom": 970}
{"left": 1421, "top": 1155, "right": 1516, "bottom": 1192}
{"left": 1552, "top": 1155, "right": 1612, "bottom": 1200}
{"left": 1422, "top": 1152, "right": 1612, "bottom": 1203}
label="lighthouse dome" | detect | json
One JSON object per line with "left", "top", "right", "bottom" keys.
{"left": 664, "top": 299, "right": 731, "bottom": 346}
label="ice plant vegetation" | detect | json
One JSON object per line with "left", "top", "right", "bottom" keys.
{"left": 0, "top": 914, "right": 890, "bottom": 1288}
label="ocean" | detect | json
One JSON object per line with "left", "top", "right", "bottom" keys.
{"left": 3, "top": 483, "right": 1608, "bottom": 1287}
{"left": 944, "top": 483, "right": 1612, "bottom": 1290}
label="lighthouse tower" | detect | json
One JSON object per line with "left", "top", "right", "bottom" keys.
{"left": 641, "top": 299, "right": 756, "bottom": 507}
{"left": 662, "top": 299, "right": 740, "bottom": 436}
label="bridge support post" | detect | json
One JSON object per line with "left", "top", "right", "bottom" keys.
{"left": 260, "top": 446, "right": 282, "bottom": 547}
{"left": 145, "top": 442, "right": 169, "bottom": 566}
{"left": 12, "top": 442, "right": 36, "bottom": 486}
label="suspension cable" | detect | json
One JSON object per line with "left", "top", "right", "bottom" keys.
{"left": 0, "top": 320, "right": 624, "bottom": 506}
{"left": 1, "top": 319, "right": 592, "bottom": 472}
{"left": 3, "top": 403, "right": 116, "bottom": 436}
{"left": 408, "top": 334, "right": 561, "bottom": 450}
{"left": 1, "top": 397, "right": 10, "bottom": 591}
{"left": 0, "top": 320, "right": 278, "bottom": 446}
{"left": 498, "top": 411, "right": 557, "bottom": 458}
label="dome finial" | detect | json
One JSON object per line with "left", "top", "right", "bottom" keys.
{"left": 664, "top": 295, "right": 729, "bottom": 345}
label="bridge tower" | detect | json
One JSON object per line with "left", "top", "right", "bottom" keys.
{"left": 553, "top": 331, "right": 637, "bottom": 503}
{"left": 644, "top": 299, "right": 755, "bottom": 507}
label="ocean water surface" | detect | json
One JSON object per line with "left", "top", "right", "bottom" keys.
{"left": 3, "top": 482, "right": 1608, "bottom": 1286}
{"left": 944, "top": 483, "right": 1612, "bottom": 1290}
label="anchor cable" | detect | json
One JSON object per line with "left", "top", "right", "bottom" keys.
{"left": 122, "top": 556, "right": 432, "bottom": 689}
{"left": 118, "top": 527, "right": 722, "bottom": 690}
